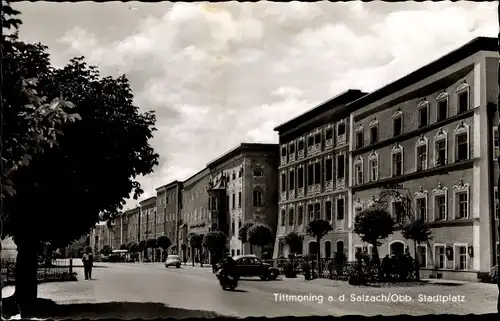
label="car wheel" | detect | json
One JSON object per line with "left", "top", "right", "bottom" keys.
{"left": 269, "top": 271, "right": 278, "bottom": 280}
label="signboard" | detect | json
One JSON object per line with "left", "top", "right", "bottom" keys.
{"left": 383, "top": 183, "right": 405, "bottom": 190}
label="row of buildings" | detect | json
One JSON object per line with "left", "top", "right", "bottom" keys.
{"left": 92, "top": 37, "right": 500, "bottom": 281}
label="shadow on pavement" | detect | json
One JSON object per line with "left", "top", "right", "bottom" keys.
{"left": 239, "top": 278, "right": 282, "bottom": 282}
{"left": 3, "top": 298, "right": 225, "bottom": 319}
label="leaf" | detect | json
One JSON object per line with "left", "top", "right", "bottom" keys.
{"left": 2, "top": 184, "right": 16, "bottom": 197}
{"left": 21, "top": 153, "right": 32, "bottom": 166}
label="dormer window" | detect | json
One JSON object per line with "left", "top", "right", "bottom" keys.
{"left": 417, "top": 99, "right": 429, "bottom": 128}
{"left": 436, "top": 92, "right": 448, "bottom": 122}
{"left": 392, "top": 109, "right": 403, "bottom": 137}
{"left": 456, "top": 83, "right": 470, "bottom": 114}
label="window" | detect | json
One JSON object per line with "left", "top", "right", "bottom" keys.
{"left": 307, "top": 164, "right": 314, "bottom": 186}
{"left": 314, "top": 131, "right": 321, "bottom": 145}
{"left": 238, "top": 220, "right": 241, "bottom": 231}
{"left": 337, "top": 122, "right": 346, "bottom": 136}
{"left": 457, "top": 88, "right": 469, "bottom": 113}
{"left": 166, "top": 196, "right": 169, "bottom": 205}
{"left": 253, "top": 168, "right": 263, "bottom": 177}
{"left": 355, "top": 130, "right": 363, "bottom": 149}
{"left": 435, "top": 194, "right": 447, "bottom": 221}
{"left": 238, "top": 192, "right": 241, "bottom": 208}
{"left": 456, "top": 193, "right": 468, "bottom": 219}
{"left": 280, "top": 209, "right": 286, "bottom": 226}
{"left": 236, "top": 249, "right": 240, "bottom": 256}
{"left": 354, "top": 157, "right": 363, "bottom": 185}
{"left": 392, "top": 147, "right": 403, "bottom": 176}
{"left": 325, "top": 127, "right": 333, "bottom": 140}
{"left": 307, "top": 204, "right": 314, "bottom": 222}
{"left": 314, "top": 161, "right": 321, "bottom": 185}
{"left": 289, "top": 169, "right": 295, "bottom": 190}
{"left": 297, "top": 206, "right": 304, "bottom": 225}
{"left": 337, "top": 154, "right": 345, "bottom": 179}
{"left": 435, "top": 139, "right": 447, "bottom": 166}
{"left": 231, "top": 221, "right": 235, "bottom": 235}
{"left": 435, "top": 245, "right": 446, "bottom": 269}
{"left": 493, "top": 127, "right": 499, "bottom": 159}
{"left": 455, "top": 245, "right": 467, "bottom": 270}
{"left": 456, "top": 133, "right": 468, "bottom": 161}
{"left": 232, "top": 172, "right": 236, "bottom": 180}
{"left": 392, "top": 110, "right": 402, "bottom": 136}
{"left": 354, "top": 245, "right": 363, "bottom": 255}
{"left": 238, "top": 169, "right": 242, "bottom": 177}
{"left": 281, "top": 145, "right": 287, "bottom": 157}
{"left": 325, "top": 158, "right": 333, "bottom": 181}
{"left": 298, "top": 139, "right": 304, "bottom": 152}
{"left": 325, "top": 201, "right": 332, "bottom": 221}
{"left": 416, "top": 140, "right": 428, "bottom": 171}
{"left": 288, "top": 208, "right": 294, "bottom": 226}
{"left": 336, "top": 198, "right": 345, "bottom": 220}
{"left": 297, "top": 167, "right": 304, "bottom": 188}
{"left": 307, "top": 135, "right": 314, "bottom": 148}
{"left": 232, "top": 194, "right": 235, "bottom": 209}
{"left": 253, "top": 188, "right": 263, "bottom": 207}
{"left": 437, "top": 98, "right": 448, "bottom": 122}
{"left": 416, "top": 197, "right": 427, "bottom": 221}
{"left": 281, "top": 172, "right": 287, "bottom": 192}
{"left": 313, "top": 203, "right": 321, "bottom": 220}
{"left": 370, "top": 126, "right": 378, "bottom": 144}
{"left": 418, "top": 101, "right": 429, "bottom": 128}
{"left": 368, "top": 152, "right": 379, "bottom": 181}
{"left": 289, "top": 142, "right": 296, "bottom": 155}
{"left": 417, "top": 245, "right": 427, "bottom": 268}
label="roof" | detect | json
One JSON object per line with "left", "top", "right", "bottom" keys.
{"left": 273, "top": 89, "right": 367, "bottom": 133}
{"left": 155, "top": 180, "right": 182, "bottom": 192}
{"left": 139, "top": 196, "right": 157, "bottom": 206}
{"left": 206, "top": 143, "right": 279, "bottom": 169}
{"left": 344, "top": 37, "right": 497, "bottom": 114}
{"left": 183, "top": 167, "right": 210, "bottom": 187}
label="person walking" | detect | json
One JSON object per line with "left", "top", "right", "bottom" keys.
{"left": 82, "top": 248, "right": 94, "bottom": 280}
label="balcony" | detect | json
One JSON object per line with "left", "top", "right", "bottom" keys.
{"left": 298, "top": 150, "right": 304, "bottom": 160}
{"left": 325, "top": 180, "right": 333, "bottom": 192}
{"left": 289, "top": 189, "right": 295, "bottom": 199}
{"left": 297, "top": 187, "right": 304, "bottom": 198}
{"left": 280, "top": 191, "right": 287, "bottom": 202}
{"left": 307, "top": 146, "right": 314, "bottom": 156}
{"left": 289, "top": 153, "right": 296, "bottom": 162}
{"left": 278, "top": 226, "right": 286, "bottom": 235}
{"left": 313, "top": 184, "right": 321, "bottom": 194}
{"left": 314, "top": 143, "right": 321, "bottom": 153}
{"left": 337, "top": 134, "right": 346, "bottom": 145}
{"left": 325, "top": 139, "right": 333, "bottom": 149}
{"left": 335, "top": 220, "right": 344, "bottom": 231}
{"left": 280, "top": 156, "right": 287, "bottom": 166}
{"left": 307, "top": 185, "right": 314, "bottom": 196}
{"left": 336, "top": 178, "right": 345, "bottom": 190}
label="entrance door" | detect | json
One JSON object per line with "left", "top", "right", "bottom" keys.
{"left": 390, "top": 242, "right": 404, "bottom": 257}
{"left": 308, "top": 241, "right": 318, "bottom": 256}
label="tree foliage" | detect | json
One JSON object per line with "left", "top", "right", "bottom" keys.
{"left": 203, "top": 231, "right": 227, "bottom": 256}
{"left": 306, "top": 219, "right": 333, "bottom": 276}
{"left": 100, "top": 245, "right": 112, "bottom": 256}
{"left": 354, "top": 206, "right": 394, "bottom": 263}
{"left": 283, "top": 232, "right": 303, "bottom": 254}
{"left": 247, "top": 223, "right": 273, "bottom": 249}
{"left": 128, "top": 242, "right": 139, "bottom": 253}
{"left": 119, "top": 244, "right": 127, "bottom": 250}
{"left": 146, "top": 238, "right": 157, "bottom": 249}
{"left": 156, "top": 235, "right": 171, "bottom": 250}
{"left": 238, "top": 221, "right": 254, "bottom": 243}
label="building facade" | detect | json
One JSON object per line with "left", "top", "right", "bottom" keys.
{"left": 124, "top": 206, "right": 141, "bottom": 244}
{"left": 272, "top": 90, "right": 367, "bottom": 259}
{"left": 349, "top": 37, "right": 498, "bottom": 281}
{"left": 139, "top": 196, "right": 157, "bottom": 242}
{"left": 89, "top": 223, "right": 112, "bottom": 253}
{"left": 179, "top": 168, "right": 210, "bottom": 262}
{"left": 207, "top": 143, "right": 279, "bottom": 257}
{"left": 156, "top": 181, "right": 183, "bottom": 253}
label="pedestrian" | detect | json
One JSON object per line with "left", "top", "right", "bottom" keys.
{"left": 82, "top": 247, "right": 94, "bottom": 280}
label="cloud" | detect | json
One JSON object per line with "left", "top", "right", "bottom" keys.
{"left": 15, "top": 2, "right": 497, "bottom": 209}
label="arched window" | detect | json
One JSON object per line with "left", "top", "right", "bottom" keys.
{"left": 324, "top": 241, "right": 332, "bottom": 258}
{"left": 308, "top": 241, "right": 318, "bottom": 255}
{"left": 253, "top": 168, "right": 264, "bottom": 177}
{"left": 253, "top": 187, "right": 263, "bottom": 206}
{"left": 336, "top": 240, "right": 344, "bottom": 255}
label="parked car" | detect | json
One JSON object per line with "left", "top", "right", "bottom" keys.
{"left": 165, "top": 255, "right": 181, "bottom": 268}
{"left": 233, "top": 254, "right": 279, "bottom": 280}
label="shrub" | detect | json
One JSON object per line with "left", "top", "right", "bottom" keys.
{"left": 490, "top": 265, "right": 498, "bottom": 283}
{"left": 283, "top": 262, "right": 297, "bottom": 278}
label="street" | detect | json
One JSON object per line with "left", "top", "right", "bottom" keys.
{"left": 13, "top": 262, "right": 495, "bottom": 318}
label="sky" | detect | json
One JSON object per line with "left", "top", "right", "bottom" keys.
{"left": 13, "top": 1, "right": 497, "bottom": 209}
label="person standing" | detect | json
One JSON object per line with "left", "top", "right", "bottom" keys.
{"left": 82, "top": 248, "right": 94, "bottom": 280}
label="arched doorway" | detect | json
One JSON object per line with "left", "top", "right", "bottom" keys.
{"left": 324, "top": 241, "right": 332, "bottom": 258}
{"left": 308, "top": 241, "right": 318, "bottom": 256}
{"left": 389, "top": 241, "right": 405, "bottom": 257}
{"left": 337, "top": 241, "right": 344, "bottom": 255}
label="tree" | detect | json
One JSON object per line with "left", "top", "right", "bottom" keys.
{"left": 157, "top": 235, "right": 171, "bottom": 262}
{"left": 353, "top": 204, "right": 395, "bottom": 265}
{"left": 247, "top": 223, "right": 274, "bottom": 256}
{"left": 188, "top": 233, "right": 204, "bottom": 267}
{"left": 119, "top": 244, "right": 127, "bottom": 250}
{"left": 128, "top": 242, "right": 139, "bottom": 253}
{"left": 146, "top": 238, "right": 157, "bottom": 261}
{"left": 203, "top": 231, "right": 227, "bottom": 262}
{"left": 1, "top": 1, "right": 159, "bottom": 304}
{"left": 138, "top": 240, "right": 146, "bottom": 252}
{"left": 238, "top": 221, "right": 255, "bottom": 254}
{"left": 283, "top": 232, "right": 303, "bottom": 255}
{"left": 402, "top": 219, "right": 432, "bottom": 280}
{"left": 100, "top": 245, "right": 112, "bottom": 256}
{"left": 306, "top": 220, "right": 333, "bottom": 277}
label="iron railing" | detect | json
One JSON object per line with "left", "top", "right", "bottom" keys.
{"left": 1, "top": 258, "right": 74, "bottom": 285}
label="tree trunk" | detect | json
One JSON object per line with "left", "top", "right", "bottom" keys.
{"left": 199, "top": 247, "right": 203, "bottom": 267}
{"left": 371, "top": 242, "right": 380, "bottom": 265}
{"left": 14, "top": 243, "right": 39, "bottom": 317}
{"left": 192, "top": 248, "right": 195, "bottom": 266}
{"left": 414, "top": 241, "right": 420, "bottom": 281}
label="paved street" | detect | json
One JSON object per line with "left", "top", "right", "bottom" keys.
{"left": 6, "top": 263, "right": 496, "bottom": 318}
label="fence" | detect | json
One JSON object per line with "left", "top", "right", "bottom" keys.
{"left": 1, "top": 258, "right": 75, "bottom": 286}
